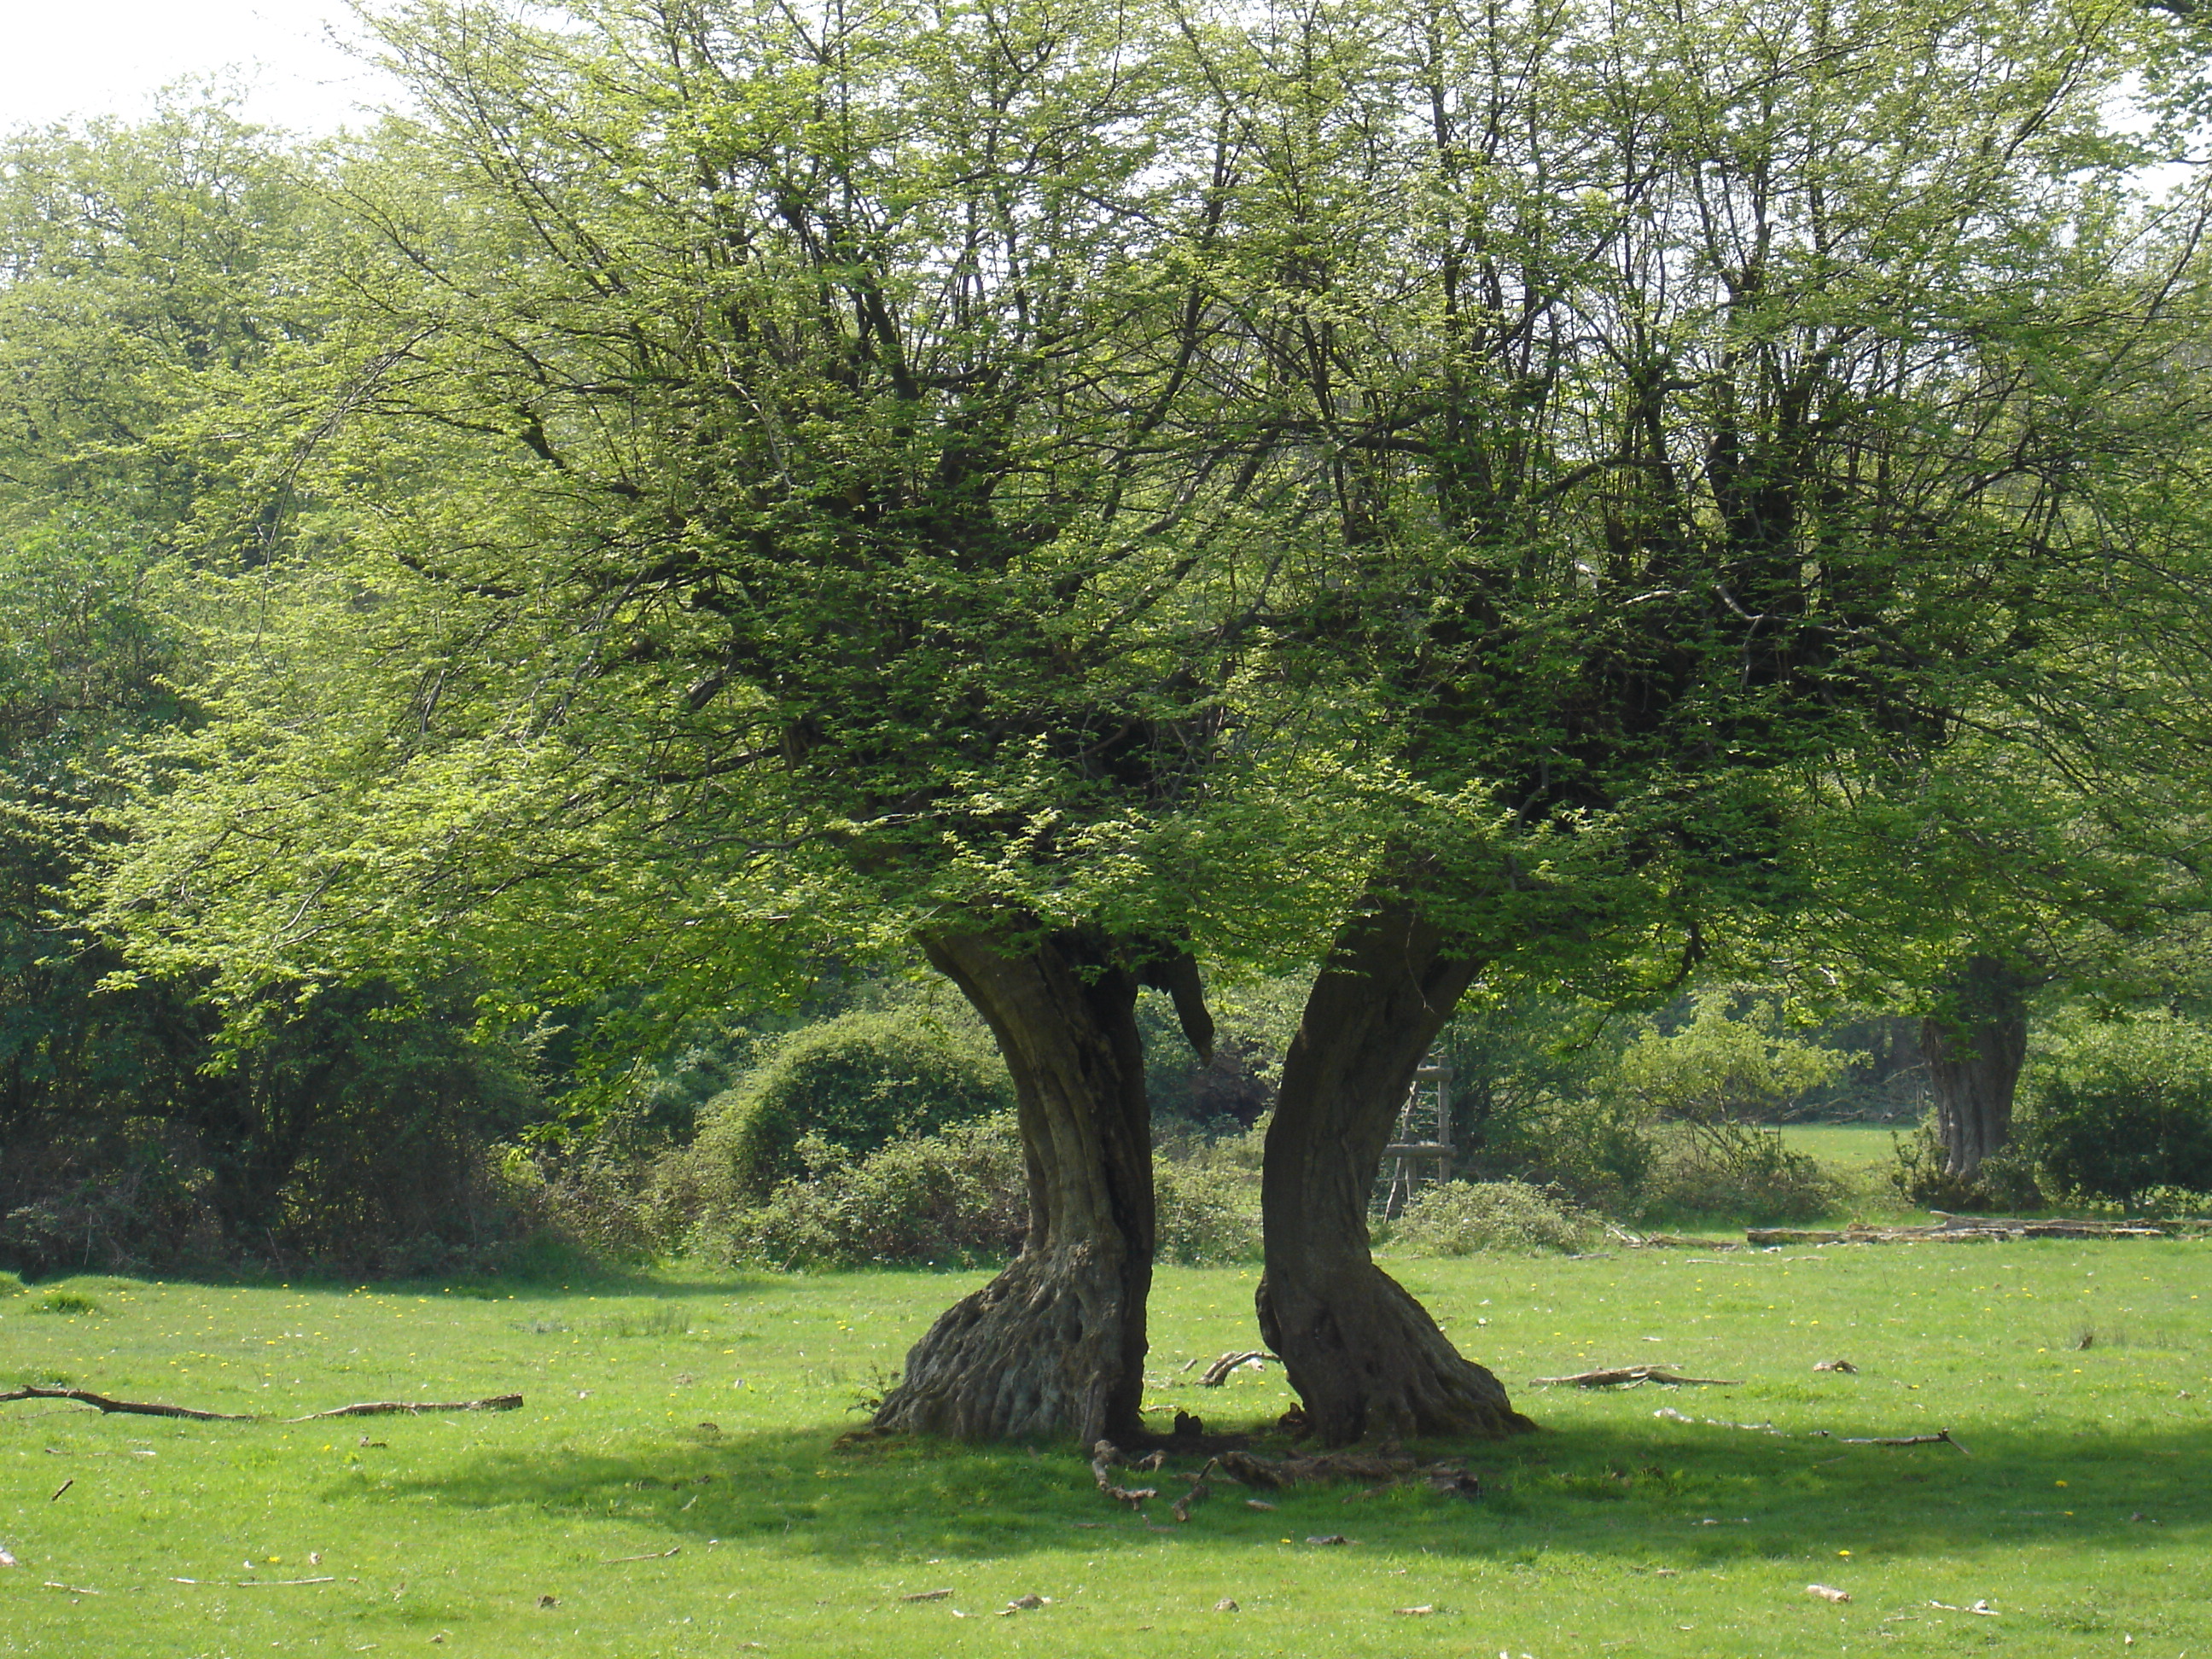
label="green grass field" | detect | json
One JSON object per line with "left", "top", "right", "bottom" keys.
{"left": 5, "top": 1233, "right": 2209, "bottom": 1657}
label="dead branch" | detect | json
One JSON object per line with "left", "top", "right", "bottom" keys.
{"left": 1090, "top": 1441, "right": 1159, "bottom": 1509}
{"left": 1171, "top": 1457, "right": 1219, "bottom": 1522}
{"left": 1654, "top": 1407, "right": 1778, "bottom": 1434}
{"left": 1198, "top": 1351, "right": 1272, "bottom": 1387}
{"left": 1749, "top": 1218, "right": 2167, "bottom": 1246}
{"left": 1533, "top": 1365, "right": 1743, "bottom": 1388}
{"left": 283, "top": 1395, "right": 523, "bottom": 1421}
{"left": 0, "top": 1386, "right": 525, "bottom": 1423}
{"left": 1835, "top": 1429, "right": 1970, "bottom": 1455}
{"left": 0, "top": 1386, "right": 250, "bottom": 1421}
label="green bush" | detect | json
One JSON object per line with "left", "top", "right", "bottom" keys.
{"left": 2023, "top": 1013, "right": 2212, "bottom": 1207}
{"left": 0, "top": 1270, "right": 25, "bottom": 1296}
{"left": 1154, "top": 1161, "right": 1261, "bottom": 1265}
{"left": 1644, "top": 1121, "right": 1837, "bottom": 1221}
{"left": 1381, "top": 1180, "right": 1598, "bottom": 1255}
{"left": 696, "top": 1008, "right": 1014, "bottom": 1202}
{"left": 725, "top": 1114, "right": 1029, "bottom": 1269}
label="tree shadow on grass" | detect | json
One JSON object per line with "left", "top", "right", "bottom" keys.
{"left": 367, "top": 1409, "right": 2212, "bottom": 1569}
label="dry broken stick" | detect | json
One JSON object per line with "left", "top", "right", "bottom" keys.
{"left": 1197, "top": 1351, "right": 1272, "bottom": 1387}
{"left": 1532, "top": 1365, "right": 1744, "bottom": 1388}
{"left": 283, "top": 1396, "right": 523, "bottom": 1421}
{"left": 1090, "top": 1441, "right": 1160, "bottom": 1509}
{"left": 1171, "top": 1458, "right": 1220, "bottom": 1522}
{"left": 1834, "top": 1429, "right": 1970, "bottom": 1455}
{"left": 0, "top": 1386, "right": 251, "bottom": 1422}
{"left": 0, "top": 1386, "right": 524, "bottom": 1423}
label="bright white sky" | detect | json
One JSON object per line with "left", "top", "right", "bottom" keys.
{"left": 0, "top": 0, "right": 406, "bottom": 134}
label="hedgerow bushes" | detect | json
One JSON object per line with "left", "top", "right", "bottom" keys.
{"left": 1380, "top": 1180, "right": 1598, "bottom": 1255}
{"left": 692, "top": 1007, "right": 1013, "bottom": 1202}
{"left": 2022, "top": 1013, "right": 2212, "bottom": 1207}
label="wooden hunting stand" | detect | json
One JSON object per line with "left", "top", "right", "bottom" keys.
{"left": 1379, "top": 1058, "right": 1452, "bottom": 1219}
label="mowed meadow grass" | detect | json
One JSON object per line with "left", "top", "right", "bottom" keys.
{"left": 3, "top": 1238, "right": 2209, "bottom": 1656}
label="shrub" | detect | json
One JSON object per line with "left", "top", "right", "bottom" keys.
{"left": 1644, "top": 1121, "right": 1837, "bottom": 1221}
{"left": 726, "top": 1114, "right": 1030, "bottom": 1269}
{"left": 696, "top": 1008, "right": 1014, "bottom": 1201}
{"left": 2023, "top": 1013, "right": 2212, "bottom": 1206}
{"left": 1455, "top": 1092, "right": 1655, "bottom": 1214}
{"left": 1154, "top": 1161, "right": 1261, "bottom": 1265}
{"left": 1615, "top": 994, "right": 1848, "bottom": 1122}
{"left": 1889, "top": 1122, "right": 2043, "bottom": 1211}
{"left": 1381, "top": 1180, "right": 1598, "bottom": 1256}
{"left": 0, "top": 1270, "right": 24, "bottom": 1296}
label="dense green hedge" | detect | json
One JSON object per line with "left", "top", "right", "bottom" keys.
{"left": 2026, "top": 1014, "right": 2212, "bottom": 1206}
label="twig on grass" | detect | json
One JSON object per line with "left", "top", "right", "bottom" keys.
{"left": 1834, "top": 1429, "right": 1970, "bottom": 1455}
{"left": 1534, "top": 1365, "right": 1743, "bottom": 1388}
{"left": 1171, "top": 1458, "right": 1219, "bottom": 1522}
{"left": 1197, "top": 1352, "right": 1272, "bottom": 1387}
{"left": 283, "top": 1396, "right": 523, "bottom": 1421}
{"left": 600, "top": 1548, "right": 681, "bottom": 1563}
{"left": 1090, "top": 1441, "right": 1159, "bottom": 1509}
{"left": 1, "top": 1386, "right": 250, "bottom": 1421}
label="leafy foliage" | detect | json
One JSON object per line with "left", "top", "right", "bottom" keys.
{"left": 2023, "top": 1012, "right": 2212, "bottom": 1205}
{"left": 1381, "top": 1181, "right": 1600, "bottom": 1257}
{"left": 695, "top": 1006, "right": 1013, "bottom": 1201}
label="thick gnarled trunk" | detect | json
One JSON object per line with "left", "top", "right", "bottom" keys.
{"left": 871, "top": 928, "right": 1154, "bottom": 1444}
{"left": 1922, "top": 955, "right": 2030, "bottom": 1182}
{"left": 1258, "top": 896, "right": 1534, "bottom": 1447}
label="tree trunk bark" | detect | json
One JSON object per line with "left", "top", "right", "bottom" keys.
{"left": 871, "top": 927, "right": 1155, "bottom": 1444}
{"left": 1921, "top": 955, "right": 2030, "bottom": 1182}
{"left": 1257, "top": 894, "right": 1535, "bottom": 1447}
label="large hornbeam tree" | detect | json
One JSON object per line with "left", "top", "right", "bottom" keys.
{"left": 93, "top": 0, "right": 2212, "bottom": 1453}
{"left": 96, "top": 0, "right": 1356, "bottom": 1444}
{"left": 1182, "top": 0, "right": 2212, "bottom": 1441}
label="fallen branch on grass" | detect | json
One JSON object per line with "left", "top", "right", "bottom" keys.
{"left": 1833, "top": 1429, "right": 1970, "bottom": 1455}
{"left": 1197, "top": 1351, "right": 1273, "bottom": 1387}
{"left": 1534, "top": 1365, "right": 1743, "bottom": 1388}
{"left": 1171, "top": 1458, "right": 1219, "bottom": 1522}
{"left": 0, "top": 1386, "right": 251, "bottom": 1421}
{"left": 0, "top": 1386, "right": 523, "bottom": 1423}
{"left": 1609, "top": 1225, "right": 1741, "bottom": 1251}
{"left": 1654, "top": 1407, "right": 1780, "bottom": 1434}
{"left": 283, "top": 1396, "right": 522, "bottom": 1421}
{"left": 1090, "top": 1441, "right": 1160, "bottom": 1509}
{"left": 1748, "top": 1216, "right": 2168, "bottom": 1246}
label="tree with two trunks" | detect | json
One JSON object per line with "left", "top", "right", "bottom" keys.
{"left": 94, "top": 0, "right": 2212, "bottom": 1444}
